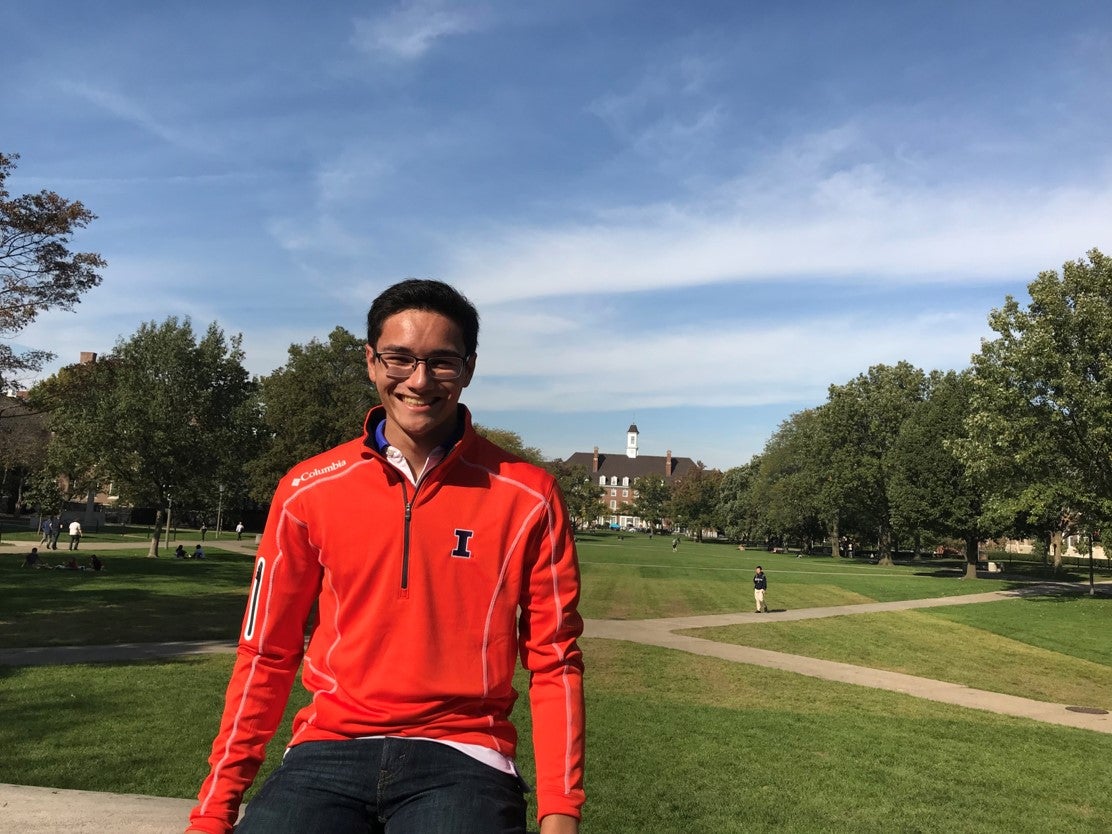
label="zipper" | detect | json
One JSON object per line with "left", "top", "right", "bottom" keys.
{"left": 400, "top": 478, "right": 412, "bottom": 594}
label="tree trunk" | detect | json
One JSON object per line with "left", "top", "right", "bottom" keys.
{"left": 148, "top": 509, "right": 164, "bottom": 557}
{"left": 963, "top": 534, "right": 978, "bottom": 579}
{"left": 830, "top": 519, "right": 841, "bottom": 557}
{"left": 876, "top": 525, "right": 894, "bottom": 566}
{"left": 1051, "top": 530, "right": 1063, "bottom": 572}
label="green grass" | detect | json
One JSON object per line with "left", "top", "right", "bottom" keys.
{"left": 4, "top": 530, "right": 1111, "bottom": 832}
{"left": 0, "top": 548, "right": 252, "bottom": 647}
{"left": 685, "top": 598, "right": 1112, "bottom": 710}
{"left": 3, "top": 643, "right": 1111, "bottom": 832}
{"left": 578, "top": 538, "right": 1015, "bottom": 619}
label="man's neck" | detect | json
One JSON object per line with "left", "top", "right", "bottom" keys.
{"left": 376, "top": 415, "right": 463, "bottom": 477}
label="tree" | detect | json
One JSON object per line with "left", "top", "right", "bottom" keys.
{"left": 820, "top": 362, "right": 929, "bottom": 564}
{"left": 716, "top": 462, "right": 757, "bottom": 542}
{"left": 545, "top": 461, "right": 603, "bottom": 530}
{"left": 0, "top": 394, "right": 50, "bottom": 511}
{"left": 33, "top": 318, "right": 259, "bottom": 555}
{"left": 669, "top": 465, "right": 723, "bottom": 541}
{"left": 474, "top": 425, "right": 545, "bottom": 467}
{"left": 0, "top": 152, "right": 105, "bottom": 384}
{"left": 958, "top": 249, "right": 1112, "bottom": 571}
{"left": 887, "top": 370, "right": 990, "bottom": 577}
{"left": 746, "top": 409, "right": 828, "bottom": 551}
{"left": 246, "top": 327, "right": 378, "bottom": 500}
{"left": 23, "top": 469, "right": 65, "bottom": 525}
{"left": 629, "top": 473, "right": 671, "bottom": 531}
{"left": 29, "top": 356, "right": 116, "bottom": 506}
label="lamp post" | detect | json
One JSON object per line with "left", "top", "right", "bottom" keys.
{"left": 216, "top": 484, "right": 224, "bottom": 540}
{"left": 1088, "top": 530, "right": 1096, "bottom": 597}
{"left": 164, "top": 491, "right": 173, "bottom": 550}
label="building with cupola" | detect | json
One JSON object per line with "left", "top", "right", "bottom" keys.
{"left": 562, "top": 424, "right": 698, "bottom": 529}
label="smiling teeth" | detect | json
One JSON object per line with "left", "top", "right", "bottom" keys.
{"left": 400, "top": 395, "right": 431, "bottom": 405}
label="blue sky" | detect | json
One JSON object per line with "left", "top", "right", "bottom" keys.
{"left": 5, "top": 1, "right": 1111, "bottom": 469}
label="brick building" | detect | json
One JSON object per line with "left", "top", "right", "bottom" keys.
{"left": 563, "top": 424, "right": 698, "bottom": 529}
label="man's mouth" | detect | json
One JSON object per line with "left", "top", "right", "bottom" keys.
{"left": 399, "top": 394, "right": 436, "bottom": 406}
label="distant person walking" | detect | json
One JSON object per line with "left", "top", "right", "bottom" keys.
{"left": 671, "top": 537, "right": 679, "bottom": 552}
{"left": 38, "top": 518, "right": 51, "bottom": 545}
{"left": 235, "top": 521, "right": 244, "bottom": 540}
{"left": 753, "top": 566, "right": 768, "bottom": 613}
{"left": 200, "top": 522, "right": 208, "bottom": 541}
{"left": 68, "top": 520, "right": 83, "bottom": 550}
{"left": 49, "top": 517, "right": 62, "bottom": 550}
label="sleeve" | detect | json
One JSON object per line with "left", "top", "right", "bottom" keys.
{"left": 186, "top": 482, "right": 323, "bottom": 834}
{"left": 519, "top": 482, "right": 586, "bottom": 823}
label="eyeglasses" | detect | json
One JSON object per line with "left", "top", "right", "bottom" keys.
{"left": 373, "top": 351, "right": 470, "bottom": 380}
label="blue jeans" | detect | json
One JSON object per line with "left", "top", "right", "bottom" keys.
{"left": 234, "top": 738, "right": 528, "bottom": 834}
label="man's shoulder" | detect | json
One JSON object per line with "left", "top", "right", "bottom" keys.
{"left": 281, "top": 436, "right": 370, "bottom": 493}
{"left": 464, "top": 433, "right": 554, "bottom": 485}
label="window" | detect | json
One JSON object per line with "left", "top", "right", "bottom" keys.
{"left": 599, "top": 476, "right": 606, "bottom": 486}
{"left": 610, "top": 500, "right": 617, "bottom": 509}
{"left": 622, "top": 489, "right": 629, "bottom": 497}
{"left": 610, "top": 476, "right": 618, "bottom": 486}
{"left": 622, "top": 476, "right": 629, "bottom": 487}
{"left": 610, "top": 489, "right": 617, "bottom": 496}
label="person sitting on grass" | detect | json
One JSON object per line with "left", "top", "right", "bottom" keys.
{"left": 193, "top": 544, "right": 205, "bottom": 559}
{"left": 22, "top": 547, "right": 41, "bottom": 568}
{"left": 175, "top": 544, "right": 187, "bottom": 559}
{"left": 90, "top": 554, "right": 104, "bottom": 571}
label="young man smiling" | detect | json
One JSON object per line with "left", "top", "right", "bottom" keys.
{"left": 187, "top": 280, "right": 585, "bottom": 834}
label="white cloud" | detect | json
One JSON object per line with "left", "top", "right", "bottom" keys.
{"left": 449, "top": 165, "right": 1112, "bottom": 305}
{"left": 467, "top": 306, "right": 990, "bottom": 414}
{"left": 352, "top": 1, "right": 485, "bottom": 61}
{"left": 56, "top": 80, "right": 215, "bottom": 155}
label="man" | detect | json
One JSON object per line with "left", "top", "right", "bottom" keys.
{"left": 186, "top": 279, "right": 585, "bottom": 834}
{"left": 754, "top": 565, "right": 768, "bottom": 613}
{"left": 234, "top": 521, "right": 244, "bottom": 540}
{"left": 68, "top": 519, "right": 82, "bottom": 550}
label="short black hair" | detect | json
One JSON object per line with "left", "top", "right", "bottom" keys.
{"left": 366, "top": 279, "right": 480, "bottom": 357}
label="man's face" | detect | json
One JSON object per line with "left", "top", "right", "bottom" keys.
{"left": 366, "top": 309, "right": 476, "bottom": 454}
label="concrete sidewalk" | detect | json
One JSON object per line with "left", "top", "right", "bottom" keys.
{"left": 0, "top": 782, "right": 199, "bottom": 833}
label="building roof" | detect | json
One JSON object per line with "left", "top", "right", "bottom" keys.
{"left": 564, "top": 450, "right": 699, "bottom": 480}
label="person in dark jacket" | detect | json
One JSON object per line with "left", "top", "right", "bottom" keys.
{"left": 753, "top": 565, "right": 768, "bottom": 613}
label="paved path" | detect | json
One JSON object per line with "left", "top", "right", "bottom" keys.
{"left": 586, "top": 584, "right": 1112, "bottom": 734}
{"left": 3, "top": 579, "right": 1109, "bottom": 832}
{"left": 0, "top": 783, "right": 200, "bottom": 834}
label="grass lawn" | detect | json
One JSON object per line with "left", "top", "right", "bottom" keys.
{"left": 2, "top": 642, "right": 1110, "bottom": 832}
{"left": 0, "top": 548, "right": 252, "bottom": 647}
{"left": 577, "top": 538, "right": 1016, "bottom": 619}
{"left": 686, "top": 597, "right": 1112, "bottom": 710}
{"left": 3, "top": 531, "right": 1110, "bottom": 832}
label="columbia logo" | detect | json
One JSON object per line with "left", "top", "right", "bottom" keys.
{"left": 292, "top": 459, "right": 347, "bottom": 487}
